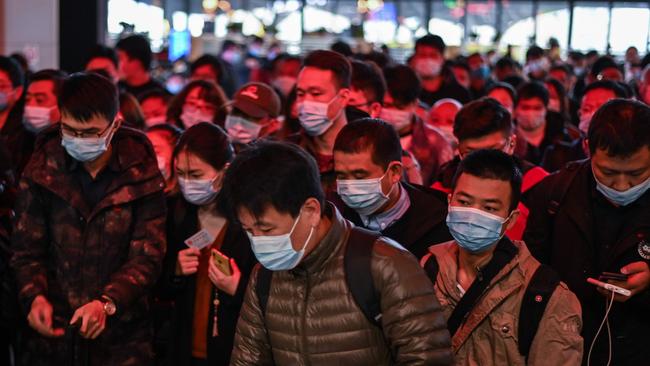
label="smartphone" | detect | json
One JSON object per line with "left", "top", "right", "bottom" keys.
{"left": 211, "top": 250, "right": 232, "bottom": 276}
{"left": 587, "top": 277, "right": 631, "bottom": 297}
{"left": 599, "top": 272, "right": 628, "bottom": 282}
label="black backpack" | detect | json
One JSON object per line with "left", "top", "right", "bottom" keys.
{"left": 256, "top": 226, "right": 384, "bottom": 327}
{"left": 422, "top": 250, "right": 560, "bottom": 360}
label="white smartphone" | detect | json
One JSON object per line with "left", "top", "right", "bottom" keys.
{"left": 587, "top": 277, "right": 631, "bottom": 297}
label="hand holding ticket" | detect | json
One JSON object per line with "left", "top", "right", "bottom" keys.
{"left": 184, "top": 229, "right": 215, "bottom": 250}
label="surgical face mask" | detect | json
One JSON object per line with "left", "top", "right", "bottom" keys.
{"left": 594, "top": 173, "right": 650, "bottom": 206}
{"left": 145, "top": 115, "right": 167, "bottom": 127}
{"left": 298, "top": 95, "right": 340, "bottom": 136}
{"left": 579, "top": 112, "right": 594, "bottom": 135}
{"left": 337, "top": 172, "right": 394, "bottom": 216}
{"left": 548, "top": 99, "right": 561, "bottom": 113}
{"left": 471, "top": 65, "right": 491, "bottom": 80}
{"left": 446, "top": 206, "right": 510, "bottom": 254}
{"left": 246, "top": 213, "right": 314, "bottom": 271}
{"left": 225, "top": 115, "right": 263, "bottom": 144}
{"left": 181, "top": 105, "right": 213, "bottom": 129}
{"left": 23, "top": 105, "right": 55, "bottom": 133}
{"left": 414, "top": 57, "right": 443, "bottom": 78}
{"left": 516, "top": 109, "right": 546, "bottom": 130}
{"left": 61, "top": 122, "right": 115, "bottom": 162}
{"left": 271, "top": 76, "right": 297, "bottom": 97}
{"left": 178, "top": 176, "right": 220, "bottom": 205}
{"left": 379, "top": 108, "right": 412, "bottom": 132}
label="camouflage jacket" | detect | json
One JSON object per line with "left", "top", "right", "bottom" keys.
{"left": 10, "top": 125, "right": 167, "bottom": 365}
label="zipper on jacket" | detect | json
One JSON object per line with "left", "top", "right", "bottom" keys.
{"left": 301, "top": 272, "right": 312, "bottom": 366}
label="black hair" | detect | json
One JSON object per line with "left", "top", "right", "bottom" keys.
{"left": 29, "top": 69, "right": 67, "bottom": 97}
{"left": 85, "top": 44, "right": 119, "bottom": 69}
{"left": 351, "top": 60, "right": 386, "bottom": 105}
{"left": 219, "top": 141, "right": 324, "bottom": 220}
{"left": 271, "top": 53, "right": 302, "bottom": 74}
{"left": 356, "top": 51, "right": 392, "bottom": 70}
{"left": 415, "top": 34, "right": 446, "bottom": 54}
{"left": 452, "top": 149, "right": 522, "bottom": 212}
{"left": 448, "top": 59, "right": 471, "bottom": 73}
{"left": 333, "top": 118, "right": 402, "bottom": 170}
{"left": 582, "top": 80, "right": 628, "bottom": 99}
{"left": 495, "top": 57, "right": 518, "bottom": 71}
{"left": 526, "top": 45, "right": 544, "bottom": 61}
{"left": 588, "top": 99, "right": 650, "bottom": 157}
{"left": 486, "top": 82, "right": 518, "bottom": 105}
{"left": 383, "top": 64, "right": 420, "bottom": 106}
{"left": 550, "top": 64, "right": 573, "bottom": 77}
{"left": 303, "top": 50, "right": 352, "bottom": 89}
{"left": 0, "top": 56, "right": 24, "bottom": 88}
{"left": 590, "top": 56, "right": 621, "bottom": 78}
{"left": 330, "top": 40, "right": 353, "bottom": 57}
{"left": 119, "top": 92, "right": 145, "bottom": 130}
{"left": 516, "top": 81, "right": 549, "bottom": 106}
{"left": 138, "top": 88, "right": 171, "bottom": 104}
{"left": 59, "top": 72, "right": 118, "bottom": 123}
{"left": 173, "top": 122, "right": 233, "bottom": 172}
{"left": 115, "top": 34, "right": 152, "bottom": 70}
{"left": 454, "top": 98, "right": 513, "bottom": 142}
{"left": 190, "top": 54, "right": 225, "bottom": 84}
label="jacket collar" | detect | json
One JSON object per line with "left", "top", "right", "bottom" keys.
{"left": 294, "top": 203, "right": 350, "bottom": 274}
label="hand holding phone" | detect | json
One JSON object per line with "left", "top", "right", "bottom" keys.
{"left": 599, "top": 271, "right": 629, "bottom": 282}
{"left": 587, "top": 277, "right": 631, "bottom": 297}
{"left": 211, "top": 249, "right": 232, "bottom": 276}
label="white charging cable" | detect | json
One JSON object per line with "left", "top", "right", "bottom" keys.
{"left": 587, "top": 290, "right": 616, "bottom": 366}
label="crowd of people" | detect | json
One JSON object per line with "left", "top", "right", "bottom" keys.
{"left": 0, "top": 31, "right": 648, "bottom": 366}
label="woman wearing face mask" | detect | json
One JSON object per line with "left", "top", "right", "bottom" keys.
{"left": 145, "top": 124, "right": 181, "bottom": 195}
{"left": 167, "top": 80, "right": 229, "bottom": 130}
{"left": 160, "top": 122, "right": 256, "bottom": 366}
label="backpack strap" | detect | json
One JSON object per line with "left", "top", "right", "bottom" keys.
{"left": 345, "top": 226, "right": 383, "bottom": 327}
{"left": 447, "top": 239, "right": 518, "bottom": 336}
{"left": 518, "top": 264, "right": 560, "bottom": 358}
{"left": 422, "top": 254, "right": 440, "bottom": 284}
{"left": 547, "top": 161, "right": 581, "bottom": 216}
{"left": 255, "top": 266, "right": 273, "bottom": 317}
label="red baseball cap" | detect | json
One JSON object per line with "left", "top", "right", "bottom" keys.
{"left": 231, "top": 82, "right": 281, "bottom": 119}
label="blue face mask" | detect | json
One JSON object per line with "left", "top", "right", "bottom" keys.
{"left": 246, "top": 213, "right": 314, "bottom": 271}
{"left": 178, "top": 176, "right": 219, "bottom": 206}
{"left": 337, "top": 172, "right": 395, "bottom": 216}
{"left": 446, "top": 206, "right": 510, "bottom": 254}
{"left": 298, "top": 94, "right": 341, "bottom": 136}
{"left": 60, "top": 123, "right": 115, "bottom": 162}
{"left": 594, "top": 174, "right": 650, "bottom": 206}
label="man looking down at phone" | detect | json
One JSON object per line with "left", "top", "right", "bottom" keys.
{"left": 524, "top": 99, "right": 650, "bottom": 365}
{"left": 10, "top": 72, "right": 167, "bottom": 365}
{"left": 221, "top": 141, "right": 453, "bottom": 366}
{"left": 160, "top": 122, "right": 257, "bottom": 366}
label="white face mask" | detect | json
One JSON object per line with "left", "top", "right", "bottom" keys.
{"left": 414, "top": 58, "right": 443, "bottom": 78}
{"left": 181, "top": 105, "right": 214, "bottom": 129}
{"left": 271, "top": 76, "right": 297, "bottom": 97}
{"left": 178, "top": 176, "right": 219, "bottom": 205}
{"left": 23, "top": 105, "right": 55, "bottom": 133}
{"left": 225, "top": 115, "right": 263, "bottom": 144}
{"left": 298, "top": 95, "right": 341, "bottom": 136}
{"left": 516, "top": 109, "right": 546, "bottom": 131}
{"left": 337, "top": 172, "right": 395, "bottom": 216}
{"left": 593, "top": 170, "right": 650, "bottom": 206}
{"left": 380, "top": 108, "right": 412, "bottom": 132}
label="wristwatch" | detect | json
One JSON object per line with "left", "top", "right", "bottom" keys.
{"left": 100, "top": 295, "right": 117, "bottom": 316}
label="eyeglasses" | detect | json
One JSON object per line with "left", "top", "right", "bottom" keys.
{"left": 60, "top": 120, "right": 116, "bottom": 139}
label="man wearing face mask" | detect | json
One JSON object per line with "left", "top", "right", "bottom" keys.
{"left": 288, "top": 50, "right": 352, "bottom": 195}
{"left": 524, "top": 99, "right": 650, "bottom": 365}
{"left": 513, "top": 81, "right": 581, "bottom": 168}
{"left": 269, "top": 53, "right": 302, "bottom": 101}
{"left": 410, "top": 34, "right": 470, "bottom": 107}
{"left": 421, "top": 149, "right": 583, "bottom": 365}
{"left": 346, "top": 60, "right": 386, "bottom": 119}
{"left": 0, "top": 56, "right": 28, "bottom": 178}
{"left": 23, "top": 69, "right": 66, "bottom": 134}
{"left": 221, "top": 141, "right": 453, "bottom": 366}
{"left": 542, "top": 80, "right": 627, "bottom": 173}
{"left": 381, "top": 64, "right": 453, "bottom": 186}
{"left": 433, "top": 98, "right": 548, "bottom": 240}
{"left": 10, "top": 72, "right": 166, "bottom": 365}
{"left": 331, "top": 119, "right": 452, "bottom": 259}
{"left": 225, "top": 82, "right": 281, "bottom": 152}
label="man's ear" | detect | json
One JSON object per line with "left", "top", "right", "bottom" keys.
{"left": 504, "top": 209, "right": 521, "bottom": 232}
{"left": 388, "top": 161, "right": 403, "bottom": 184}
{"left": 302, "top": 197, "right": 322, "bottom": 228}
{"left": 369, "top": 102, "right": 382, "bottom": 118}
{"left": 338, "top": 88, "right": 351, "bottom": 104}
